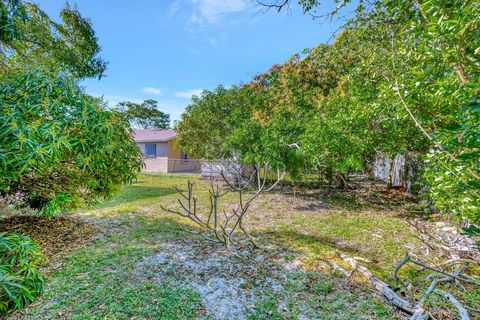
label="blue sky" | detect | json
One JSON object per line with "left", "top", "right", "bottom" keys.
{"left": 40, "top": 0, "right": 349, "bottom": 122}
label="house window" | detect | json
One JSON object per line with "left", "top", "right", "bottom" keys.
{"left": 180, "top": 151, "right": 188, "bottom": 161}
{"left": 144, "top": 144, "right": 157, "bottom": 158}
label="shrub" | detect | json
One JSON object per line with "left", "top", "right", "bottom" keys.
{"left": 0, "top": 71, "right": 143, "bottom": 214}
{"left": 0, "top": 232, "right": 45, "bottom": 313}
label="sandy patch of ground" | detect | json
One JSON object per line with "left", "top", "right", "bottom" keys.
{"left": 134, "top": 240, "right": 310, "bottom": 320}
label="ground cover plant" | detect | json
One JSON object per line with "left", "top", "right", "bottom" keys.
{"left": 0, "top": 232, "right": 45, "bottom": 313}
{"left": 3, "top": 173, "right": 478, "bottom": 319}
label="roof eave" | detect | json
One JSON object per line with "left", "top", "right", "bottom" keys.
{"left": 134, "top": 138, "right": 175, "bottom": 143}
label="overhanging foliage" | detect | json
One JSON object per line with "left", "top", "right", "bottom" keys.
{"left": 176, "top": 0, "right": 480, "bottom": 222}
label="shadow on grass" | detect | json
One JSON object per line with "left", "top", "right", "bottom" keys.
{"left": 278, "top": 184, "right": 416, "bottom": 213}
{"left": 134, "top": 214, "right": 365, "bottom": 260}
{"left": 257, "top": 229, "right": 398, "bottom": 277}
{"left": 97, "top": 186, "right": 177, "bottom": 208}
{"left": 260, "top": 229, "right": 365, "bottom": 256}
{"left": 132, "top": 215, "right": 365, "bottom": 258}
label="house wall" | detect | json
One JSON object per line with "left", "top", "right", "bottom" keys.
{"left": 167, "top": 139, "right": 181, "bottom": 159}
{"left": 143, "top": 157, "right": 169, "bottom": 172}
{"left": 136, "top": 139, "right": 197, "bottom": 173}
{"left": 137, "top": 142, "right": 169, "bottom": 172}
{"left": 157, "top": 143, "right": 168, "bottom": 157}
{"left": 137, "top": 142, "right": 168, "bottom": 157}
{"left": 167, "top": 139, "right": 199, "bottom": 172}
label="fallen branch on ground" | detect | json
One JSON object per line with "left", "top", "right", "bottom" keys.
{"left": 392, "top": 253, "right": 480, "bottom": 286}
{"left": 391, "top": 252, "right": 478, "bottom": 319}
{"left": 435, "top": 290, "right": 470, "bottom": 320}
{"left": 335, "top": 250, "right": 417, "bottom": 315}
{"left": 336, "top": 250, "right": 479, "bottom": 319}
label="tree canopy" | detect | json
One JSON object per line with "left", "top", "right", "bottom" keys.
{"left": 117, "top": 99, "right": 171, "bottom": 130}
{"left": 0, "top": 0, "right": 107, "bottom": 79}
{"left": 176, "top": 0, "right": 480, "bottom": 222}
{"left": 0, "top": 72, "right": 143, "bottom": 215}
{"left": 0, "top": 1, "right": 142, "bottom": 214}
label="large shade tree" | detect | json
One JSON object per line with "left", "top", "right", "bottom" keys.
{"left": 0, "top": 1, "right": 143, "bottom": 214}
{"left": 176, "top": 0, "right": 479, "bottom": 222}
{"left": 0, "top": 72, "right": 143, "bottom": 214}
{"left": 174, "top": 86, "right": 251, "bottom": 160}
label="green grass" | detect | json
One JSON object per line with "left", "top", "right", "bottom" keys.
{"left": 19, "top": 216, "right": 202, "bottom": 319}
{"left": 9, "top": 173, "right": 478, "bottom": 319}
{"left": 93, "top": 173, "right": 420, "bottom": 277}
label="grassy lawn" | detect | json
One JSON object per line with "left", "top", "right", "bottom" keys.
{"left": 7, "top": 173, "right": 479, "bottom": 319}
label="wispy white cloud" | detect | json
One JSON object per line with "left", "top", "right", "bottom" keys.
{"left": 170, "top": 0, "right": 254, "bottom": 46}
{"left": 169, "top": 0, "right": 182, "bottom": 16}
{"left": 172, "top": 0, "right": 252, "bottom": 26}
{"left": 142, "top": 87, "right": 163, "bottom": 95}
{"left": 195, "top": 0, "right": 250, "bottom": 24}
{"left": 174, "top": 89, "right": 204, "bottom": 99}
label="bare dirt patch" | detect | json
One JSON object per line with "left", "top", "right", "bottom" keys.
{"left": 132, "top": 238, "right": 402, "bottom": 320}
{"left": 133, "top": 240, "right": 315, "bottom": 319}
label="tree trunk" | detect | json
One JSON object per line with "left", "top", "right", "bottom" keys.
{"left": 386, "top": 158, "right": 394, "bottom": 193}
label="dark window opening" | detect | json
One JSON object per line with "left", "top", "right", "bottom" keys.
{"left": 145, "top": 144, "right": 156, "bottom": 158}
{"left": 180, "top": 151, "right": 188, "bottom": 161}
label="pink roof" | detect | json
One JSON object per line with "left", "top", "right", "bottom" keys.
{"left": 133, "top": 129, "right": 176, "bottom": 142}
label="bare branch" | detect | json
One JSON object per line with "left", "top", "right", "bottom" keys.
{"left": 174, "top": 186, "right": 189, "bottom": 200}
{"left": 408, "top": 259, "right": 480, "bottom": 286}
{"left": 435, "top": 290, "right": 470, "bottom": 320}
{"left": 336, "top": 250, "right": 414, "bottom": 314}
{"left": 392, "top": 253, "right": 411, "bottom": 279}
{"left": 221, "top": 168, "right": 255, "bottom": 191}
{"left": 162, "top": 162, "right": 284, "bottom": 248}
{"left": 257, "top": 0, "right": 290, "bottom": 12}
{"left": 264, "top": 170, "right": 287, "bottom": 192}
{"left": 160, "top": 205, "right": 189, "bottom": 218}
